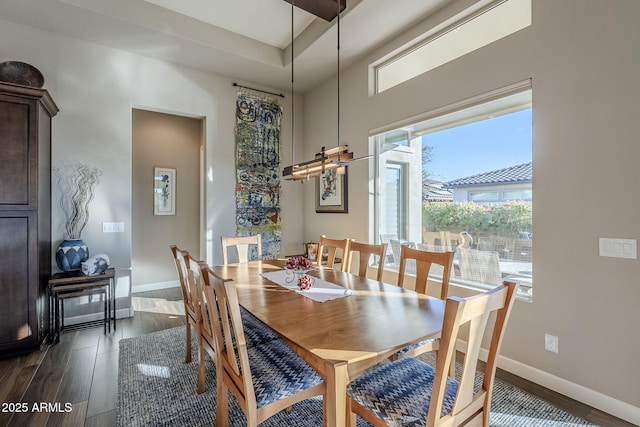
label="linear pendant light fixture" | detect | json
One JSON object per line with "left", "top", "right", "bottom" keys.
{"left": 282, "top": 0, "right": 354, "bottom": 182}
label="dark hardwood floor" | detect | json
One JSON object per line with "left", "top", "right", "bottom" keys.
{"left": 0, "top": 287, "right": 634, "bottom": 427}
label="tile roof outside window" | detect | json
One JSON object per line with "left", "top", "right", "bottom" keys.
{"left": 443, "top": 162, "right": 532, "bottom": 188}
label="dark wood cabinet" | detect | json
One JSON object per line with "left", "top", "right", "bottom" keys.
{"left": 0, "top": 82, "right": 58, "bottom": 357}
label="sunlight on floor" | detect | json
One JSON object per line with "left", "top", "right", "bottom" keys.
{"left": 132, "top": 296, "right": 184, "bottom": 316}
{"left": 136, "top": 363, "right": 171, "bottom": 378}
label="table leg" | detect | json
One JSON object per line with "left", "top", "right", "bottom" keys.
{"left": 51, "top": 290, "right": 56, "bottom": 343}
{"left": 324, "top": 361, "right": 349, "bottom": 427}
{"left": 110, "top": 277, "right": 116, "bottom": 331}
{"left": 55, "top": 292, "right": 60, "bottom": 343}
{"left": 107, "top": 280, "right": 111, "bottom": 333}
{"left": 112, "top": 277, "right": 116, "bottom": 330}
{"left": 48, "top": 287, "right": 54, "bottom": 343}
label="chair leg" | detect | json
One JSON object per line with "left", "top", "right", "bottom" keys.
{"left": 215, "top": 386, "right": 229, "bottom": 427}
{"left": 185, "top": 323, "right": 192, "bottom": 363}
{"left": 197, "top": 344, "right": 206, "bottom": 394}
{"left": 345, "top": 398, "right": 357, "bottom": 427}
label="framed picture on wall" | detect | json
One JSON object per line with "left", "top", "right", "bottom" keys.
{"left": 315, "top": 168, "right": 348, "bottom": 213}
{"left": 154, "top": 167, "right": 176, "bottom": 215}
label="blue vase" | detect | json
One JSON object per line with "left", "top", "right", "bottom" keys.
{"left": 56, "top": 239, "right": 89, "bottom": 271}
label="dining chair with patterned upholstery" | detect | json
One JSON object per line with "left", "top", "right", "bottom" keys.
{"left": 169, "top": 245, "right": 198, "bottom": 363}
{"left": 202, "top": 269, "right": 325, "bottom": 427}
{"left": 202, "top": 266, "right": 279, "bottom": 348}
{"left": 221, "top": 234, "right": 262, "bottom": 265}
{"left": 183, "top": 254, "right": 213, "bottom": 393}
{"left": 393, "top": 245, "right": 455, "bottom": 360}
{"left": 187, "top": 259, "right": 281, "bottom": 395}
{"left": 317, "top": 235, "right": 351, "bottom": 271}
{"left": 346, "top": 281, "right": 518, "bottom": 427}
{"left": 344, "top": 241, "right": 387, "bottom": 281}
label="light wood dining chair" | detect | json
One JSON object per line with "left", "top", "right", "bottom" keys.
{"left": 169, "top": 245, "right": 198, "bottom": 363}
{"left": 184, "top": 254, "right": 213, "bottom": 394}
{"left": 317, "top": 235, "right": 351, "bottom": 271}
{"left": 397, "top": 245, "right": 454, "bottom": 299}
{"left": 346, "top": 281, "right": 518, "bottom": 427}
{"left": 221, "top": 234, "right": 262, "bottom": 265}
{"left": 394, "top": 245, "right": 455, "bottom": 360}
{"left": 202, "top": 266, "right": 279, "bottom": 348}
{"left": 189, "top": 263, "right": 280, "bottom": 394}
{"left": 344, "top": 241, "right": 387, "bottom": 281}
{"left": 202, "top": 269, "right": 325, "bottom": 427}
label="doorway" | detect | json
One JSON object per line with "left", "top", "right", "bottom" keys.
{"left": 131, "top": 109, "right": 203, "bottom": 290}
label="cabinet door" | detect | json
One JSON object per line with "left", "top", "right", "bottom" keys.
{"left": 0, "top": 97, "right": 31, "bottom": 207}
{"left": 0, "top": 216, "right": 32, "bottom": 346}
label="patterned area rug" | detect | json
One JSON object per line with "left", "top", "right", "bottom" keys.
{"left": 117, "top": 327, "right": 597, "bottom": 426}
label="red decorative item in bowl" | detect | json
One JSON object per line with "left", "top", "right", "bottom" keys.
{"left": 285, "top": 256, "right": 313, "bottom": 271}
{"left": 297, "top": 274, "right": 314, "bottom": 291}
{"left": 285, "top": 256, "right": 315, "bottom": 290}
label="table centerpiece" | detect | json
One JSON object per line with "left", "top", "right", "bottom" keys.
{"left": 284, "top": 256, "right": 315, "bottom": 290}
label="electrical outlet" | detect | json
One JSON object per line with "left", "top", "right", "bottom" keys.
{"left": 544, "top": 333, "right": 559, "bottom": 353}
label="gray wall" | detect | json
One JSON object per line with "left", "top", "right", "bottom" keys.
{"left": 0, "top": 0, "right": 638, "bottom": 423}
{"left": 0, "top": 18, "right": 304, "bottom": 320}
{"left": 131, "top": 109, "right": 201, "bottom": 289}
{"left": 302, "top": 0, "right": 640, "bottom": 422}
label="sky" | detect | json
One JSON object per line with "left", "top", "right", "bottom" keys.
{"left": 421, "top": 109, "right": 532, "bottom": 182}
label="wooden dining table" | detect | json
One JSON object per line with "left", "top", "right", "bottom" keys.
{"left": 211, "top": 259, "right": 446, "bottom": 427}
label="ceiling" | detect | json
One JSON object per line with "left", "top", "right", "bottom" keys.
{"left": 0, "top": 0, "right": 454, "bottom": 93}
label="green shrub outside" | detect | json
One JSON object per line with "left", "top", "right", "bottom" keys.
{"left": 422, "top": 201, "right": 532, "bottom": 240}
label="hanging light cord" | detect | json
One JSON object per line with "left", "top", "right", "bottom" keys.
{"left": 291, "top": 0, "right": 295, "bottom": 166}
{"left": 337, "top": 0, "right": 341, "bottom": 148}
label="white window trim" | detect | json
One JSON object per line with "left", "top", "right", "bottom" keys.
{"left": 371, "top": 0, "right": 532, "bottom": 94}
{"left": 371, "top": 81, "right": 533, "bottom": 302}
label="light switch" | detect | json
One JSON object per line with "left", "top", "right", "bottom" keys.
{"left": 103, "top": 222, "right": 125, "bottom": 233}
{"left": 599, "top": 238, "right": 637, "bottom": 259}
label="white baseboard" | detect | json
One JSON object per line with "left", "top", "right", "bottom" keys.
{"left": 461, "top": 341, "right": 640, "bottom": 425}
{"left": 131, "top": 280, "right": 180, "bottom": 293}
{"left": 497, "top": 355, "right": 639, "bottom": 425}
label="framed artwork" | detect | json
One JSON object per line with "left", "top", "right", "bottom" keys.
{"left": 316, "top": 168, "right": 348, "bottom": 213}
{"left": 154, "top": 167, "right": 176, "bottom": 215}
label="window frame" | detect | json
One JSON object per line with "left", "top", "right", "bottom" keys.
{"left": 372, "top": 0, "right": 532, "bottom": 94}
{"left": 371, "top": 83, "right": 533, "bottom": 301}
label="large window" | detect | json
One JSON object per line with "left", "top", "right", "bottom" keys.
{"left": 374, "top": 85, "right": 533, "bottom": 301}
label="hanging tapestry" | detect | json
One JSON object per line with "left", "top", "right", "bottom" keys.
{"left": 234, "top": 92, "right": 282, "bottom": 259}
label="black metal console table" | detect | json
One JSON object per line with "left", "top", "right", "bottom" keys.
{"left": 48, "top": 268, "right": 116, "bottom": 343}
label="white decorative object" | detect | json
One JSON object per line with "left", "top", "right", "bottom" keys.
{"left": 82, "top": 253, "right": 110, "bottom": 276}
{"left": 54, "top": 163, "right": 102, "bottom": 239}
